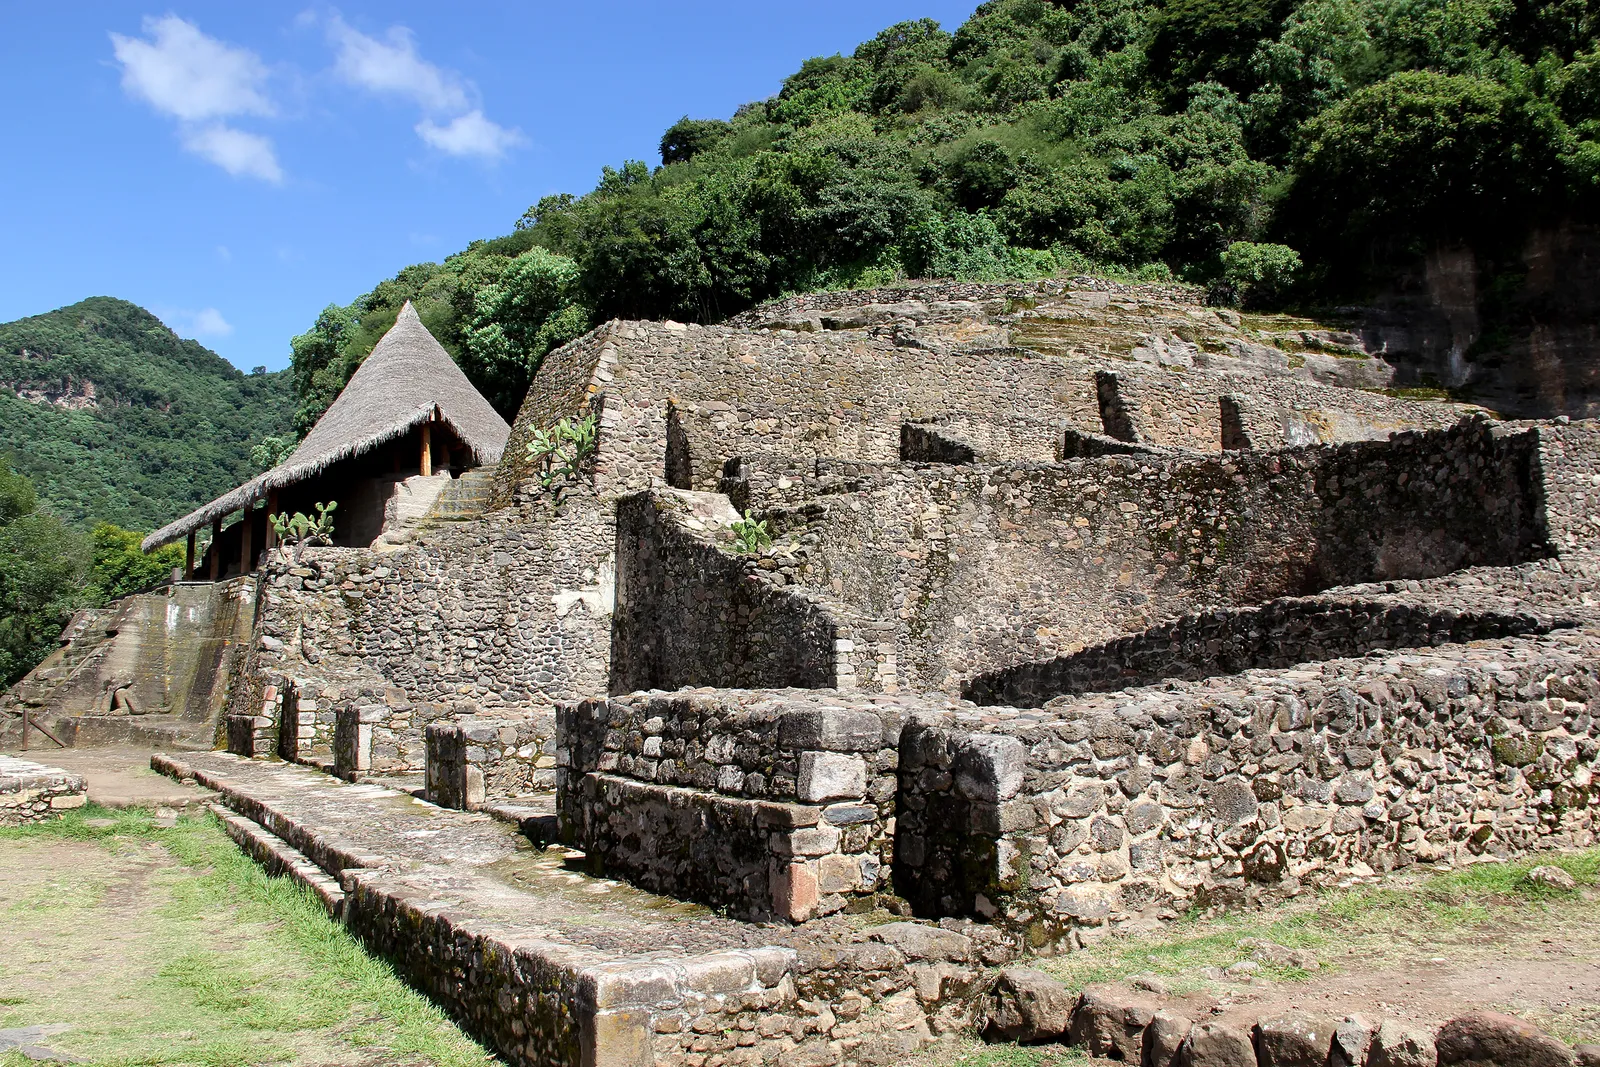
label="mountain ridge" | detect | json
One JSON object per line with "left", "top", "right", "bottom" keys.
{"left": 0, "top": 296, "right": 293, "bottom": 529}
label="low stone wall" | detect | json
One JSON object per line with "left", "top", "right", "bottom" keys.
{"left": 896, "top": 627, "right": 1600, "bottom": 946}
{"left": 610, "top": 491, "right": 848, "bottom": 694}
{"left": 965, "top": 595, "right": 1570, "bottom": 707}
{"left": 425, "top": 714, "right": 556, "bottom": 808}
{"left": 559, "top": 689, "right": 950, "bottom": 921}
{"left": 327, "top": 690, "right": 462, "bottom": 779}
{"left": 0, "top": 756, "right": 87, "bottom": 825}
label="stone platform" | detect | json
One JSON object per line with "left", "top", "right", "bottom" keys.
{"left": 153, "top": 751, "right": 1004, "bottom": 1067}
{"left": 0, "top": 755, "right": 87, "bottom": 825}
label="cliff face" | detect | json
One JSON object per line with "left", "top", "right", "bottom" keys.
{"left": 1357, "top": 221, "right": 1600, "bottom": 418}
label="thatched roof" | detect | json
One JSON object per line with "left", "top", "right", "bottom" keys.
{"left": 143, "top": 302, "right": 510, "bottom": 551}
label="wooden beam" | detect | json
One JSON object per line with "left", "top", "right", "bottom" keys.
{"left": 239, "top": 506, "right": 254, "bottom": 574}
{"left": 420, "top": 419, "right": 433, "bottom": 477}
{"left": 209, "top": 518, "right": 222, "bottom": 580}
{"left": 185, "top": 530, "right": 196, "bottom": 580}
{"left": 264, "top": 491, "right": 279, "bottom": 552}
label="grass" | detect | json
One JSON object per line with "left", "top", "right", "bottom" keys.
{"left": 1039, "top": 850, "right": 1600, "bottom": 996}
{"left": 0, "top": 804, "right": 496, "bottom": 1067}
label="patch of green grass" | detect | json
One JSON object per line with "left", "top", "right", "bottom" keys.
{"left": 917, "top": 1038, "right": 1089, "bottom": 1067}
{"left": 1042, "top": 849, "right": 1600, "bottom": 994}
{"left": 0, "top": 803, "right": 495, "bottom": 1067}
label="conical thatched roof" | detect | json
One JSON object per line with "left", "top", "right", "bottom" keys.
{"left": 143, "top": 303, "right": 510, "bottom": 551}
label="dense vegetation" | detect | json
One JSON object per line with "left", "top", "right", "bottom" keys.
{"left": 289, "top": 0, "right": 1599, "bottom": 425}
{"left": 0, "top": 460, "right": 181, "bottom": 685}
{"left": 0, "top": 297, "right": 294, "bottom": 529}
{"left": 0, "top": 298, "right": 289, "bottom": 683}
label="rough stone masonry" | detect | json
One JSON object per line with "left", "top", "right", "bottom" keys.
{"left": 106, "top": 279, "right": 1600, "bottom": 1067}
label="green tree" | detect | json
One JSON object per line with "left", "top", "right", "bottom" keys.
{"left": 88, "top": 522, "right": 183, "bottom": 601}
{"left": 0, "top": 464, "right": 89, "bottom": 685}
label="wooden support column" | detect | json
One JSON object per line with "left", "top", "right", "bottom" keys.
{"left": 239, "top": 505, "right": 254, "bottom": 575}
{"left": 184, "top": 530, "right": 196, "bottom": 580}
{"left": 264, "top": 490, "right": 278, "bottom": 552}
{"left": 420, "top": 419, "right": 433, "bottom": 477}
{"left": 209, "top": 518, "right": 222, "bottom": 580}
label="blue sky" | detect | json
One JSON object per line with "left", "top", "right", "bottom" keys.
{"left": 0, "top": 2, "right": 980, "bottom": 372}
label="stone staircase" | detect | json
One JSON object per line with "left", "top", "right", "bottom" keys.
{"left": 421, "top": 468, "right": 495, "bottom": 524}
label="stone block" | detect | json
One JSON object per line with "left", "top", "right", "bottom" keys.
{"left": 868, "top": 922, "right": 973, "bottom": 961}
{"left": 1255, "top": 1012, "right": 1334, "bottom": 1067}
{"left": 1068, "top": 988, "right": 1157, "bottom": 1062}
{"left": 1184, "top": 1023, "right": 1259, "bottom": 1067}
{"left": 1436, "top": 1012, "right": 1574, "bottom": 1067}
{"left": 1331, "top": 1015, "right": 1374, "bottom": 1067}
{"left": 984, "top": 966, "right": 1077, "bottom": 1043}
{"left": 953, "top": 734, "right": 1026, "bottom": 803}
{"left": 771, "top": 861, "right": 818, "bottom": 922}
{"left": 816, "top": 854, "right": 861, "bottom": 894}
{"left": 1149, "top": 1011, "right": 1194, "bottom": 1067}
{"left": 797, "top": 752, "right": 866, "bottom": 803}
{"left": 1368, "top": 1020, "right": 1436, "bottom": 1067}
{"left": 778, "top": 707, "right": 884, "bottom": 752}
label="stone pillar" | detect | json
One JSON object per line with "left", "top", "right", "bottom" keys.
{"left": 1095, "top": 370, "right": 1139, "bottom": 443}
{"left": 334, "top": 706, "right": 375, "bottom": 780}
{"left": 425, "top": 723, "right": 484, "bottom": 810}
{"left": 1220, "top": 395, "right": 1253, "bottom": 451}
{"left": 226, "top": 714, "right": 273, "bottom": 758}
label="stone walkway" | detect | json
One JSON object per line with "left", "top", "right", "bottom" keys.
{"left": 13, "top": 745, "right": 214, "bottom": 809}
{"left": 151, "top": 752, "right": 986, "bottom": 1067}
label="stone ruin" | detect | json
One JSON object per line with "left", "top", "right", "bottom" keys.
{"left": 25, "top": 277, "right": 1600, "bottom": 1066}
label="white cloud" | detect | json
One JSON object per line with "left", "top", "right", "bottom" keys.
{"left": 160, "top": 307, "right": 234, "bottom": 339}
{"left": 323, "top": 13, "right": 521, "bottom": 161}
{"left": 327, "top": 15, "right": 468, "bottom": 114}
{"left": 181, "top": 124, "right": 283, "bottom": 182}
{"left": 110, "top": 16, "right": 283, "bottom": 182}
{"left": 111, "top": 15, "right": 272, "bottom": 121}
{"left": 416, "top": 110, "right": 523, "bottom": 160}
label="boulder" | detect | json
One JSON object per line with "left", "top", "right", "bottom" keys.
{"left": 1256, "top": 1012, "right": 1335, "bottom": 1067}
{"left": 1368, "top": 1020, "right": 1436, "bottom": 1067}
{"left": 1436, "top": 1012, "right": 1574, "bottom": 1067}
{"left": 984, "top": 967, "right": 1077, "bottom": 1044}
{"left": 1069, "top": 987, "right": 1158, "bottom": 1061}
{"left": 1525, "top": 865, "right": 1577, "bottom": 892}
{"left": 1148, "top": 1011, "right": 1194, "bottom": 1067}
{"left": 1183, "top": 1023, "right": 1258, "bottom": 1067}
{"left": 1573, "top": 1045, "right": 1600, "bottom": 1067}
{"left": 1331, "top": 1015, "right": 1374, "bottom": 1067}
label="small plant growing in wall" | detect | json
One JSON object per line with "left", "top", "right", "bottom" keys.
{"left": 526, "top": 414, "right": 598, "bottom": 491}
{"left": 270, "top": 501, "right": 337, "bottom": 563}
{"left": 728, "top": 510, "right": 773, "bottom": 554}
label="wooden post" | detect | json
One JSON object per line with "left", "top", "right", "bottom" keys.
{"left": 264, "top": 490, "right": 278, "bottom": 552}
{"left": 209, "top": 518, "right": 222, "bottom": 580}
{"left": 239, "top": 505, "right": 254, "bottom": 574}
{"left": 185, "top": 530, "right": 196, "bottom": 580}
{"left": 420, "top": 419, "right": 433, "bottom": 477}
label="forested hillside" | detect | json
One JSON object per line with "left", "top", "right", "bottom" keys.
{"left": 0, "top": 297, "right": 293, "bottom": 529}
{"left": 288, "top": 0, "right": 1599, "bottom": 426}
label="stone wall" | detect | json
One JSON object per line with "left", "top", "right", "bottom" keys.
{"left": 964, "top": 594, "right": 1570, "bottom": 707}
{"left": 558, "top": 689, "right": 949, "bottom": 921}
{"left": 239, "top": 491, "right": 615, "bottom": 741}
{"left": 424, "top": 714, "right": 556, "bottom": 808}
{"left": 733, "top": 420, "right": 1545, "bottom": 695}
{"left": 610, "top": 491, "right": 847, "bottom": 694}
{"left": 1531, "top": 418, "right": 1600, "bottom": 557}
{"left": 0, "top": 756, "right": 87, "bottom": 826}
{"left": 894, "top": 626, "right": 1600, "bottom": 946}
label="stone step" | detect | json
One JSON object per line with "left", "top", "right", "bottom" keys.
{"left": 208, "top": 802, "right": 346, "bottom": 917}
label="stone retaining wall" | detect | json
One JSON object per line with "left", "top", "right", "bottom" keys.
{"left": 558, "top": 689, "right": 941, "bottom": 922}
{"left": 965, "top": 595, "right": 1570, "bottom": 707}
{"left": 734, "top": 420, "right": 1544, "bottom": 695}
{"left": 895, "top": 627, "right": 1600, "bottom": 946}
{"left": 424, "top": 714, "right": 556, "bottom": 808}
{"left": 0, "top": 756, "right": 87, "bottom": 825}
